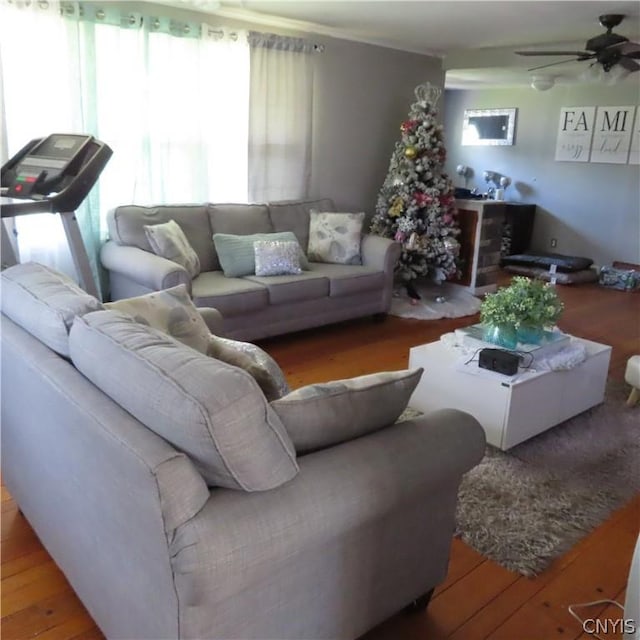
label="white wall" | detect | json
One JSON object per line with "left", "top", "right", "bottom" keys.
{"left": 443, "top": 84, "right": 640, "bottom": 267}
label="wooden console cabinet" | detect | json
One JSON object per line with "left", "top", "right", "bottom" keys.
{"left": 455, "top": 199, "right": 536, "bottom": 295}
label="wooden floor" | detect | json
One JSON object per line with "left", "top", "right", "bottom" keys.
{"left": 2, "top": 275, "right": 639, "bottom": 639}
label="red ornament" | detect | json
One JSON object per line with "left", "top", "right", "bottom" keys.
{"left": 400, "top": 119, "right": 418, "bottom": 133}
{"left": 413, "top": 191, "right": 433, "bottom": 207}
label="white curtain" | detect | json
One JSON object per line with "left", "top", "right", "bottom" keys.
{"left": 0, "top": 0, "right": 82, "bottom": 277}
{"left": 95, "top": 22, "right": 249, "bottom": 206}
{"left": 248, "top": 33, "right": 315, "bottom": 202}
{"left": 0, "top": 1, "right": 249, "bottom": 287}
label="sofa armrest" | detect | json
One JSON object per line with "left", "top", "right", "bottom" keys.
{"left": 101, "top": 241, "right": 191, "bottom": 293}
{"left": 169, "top": 409, "right": 485, "bottom": 637}
{"left": 361, "top": 233, "right": 401, "bottom": 273}
{"left": 197, "top": 307, "right": 225, "bottom": 335}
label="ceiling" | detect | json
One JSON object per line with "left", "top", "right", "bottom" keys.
{"left": 174, "top": 0, "right": 640, "bottom": 89}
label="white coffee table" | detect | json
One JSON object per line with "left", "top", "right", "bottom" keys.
{"left": 408, "top": 336, "right": 611, "bottom": 450}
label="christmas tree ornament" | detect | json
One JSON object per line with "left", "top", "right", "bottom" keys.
{"left": 404, "top": 146, "right": 417, "bottom": 159}
{"left": 370, "top": 81, "right": 460, "bottom": 293}
{"left": 443, "top": 237, "right": 460, "bottom": 252}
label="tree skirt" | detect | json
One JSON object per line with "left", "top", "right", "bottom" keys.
{"left": 399, "top": 381, "right": 639, "bottom": 576}
{"left": 390, "top": 281, "right": 481, "bottom": 320}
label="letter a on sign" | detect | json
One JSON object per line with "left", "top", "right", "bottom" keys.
{"left": 555, "top": 107, "right": 595, "bottom": 162}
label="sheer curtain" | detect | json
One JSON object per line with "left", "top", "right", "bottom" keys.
{"left": 95, "top": 21, "right": 249, "bottom": 206}
{"left": 0, "top": 1, "right": 249, "bottom": 293}
{"left": 0, "top": 0, "right": 83, "bottom": 279}
{"left": 248, "top": 33, "right": 315, "bottom": 202}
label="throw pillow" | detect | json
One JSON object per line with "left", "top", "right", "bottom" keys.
{"left": 307, "top": 211, "right": 365, "bottom": 265}
{"left": 213, "top": 232, "right": 309, "bottom": 278}
{"left": 105, "top": 284, "right": 210, "bottom": 354}
{"left": 254, "top": 240, "right": 302, "bottom": 277}
{"left": 271, "top": 367, "right": 423, "bottom": 454}
{"left": 70, "top": 310, "right": 298, "bottom": 491}
{"left": 144, "top": 219, "right": 201, "bottom": 278}
{"left": 207, "top": 335, "right": 290, "bottom": 401}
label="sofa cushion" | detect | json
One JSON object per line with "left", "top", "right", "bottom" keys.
{"left": 0, "top": 262, "right": 103, "bottom": 357}
{"left": 271, "top": 368, "right": 423, "bottom": 454}
{"left": 70, "top": 310, "right": 298, "bottom": 491}
{"left": 191, "top": 271, "right": 269, "bottom": 317}
{"left": 244, "top": 272, "right": 329, "bottom": 305}
{"left": 144, "top": 220, "right": 201, "bottom": 279}
{"left": 307, "top": 212, "right": 365, "bottom": 265}
{"left": 208, "top": 203, "right": 272, "bottom": 236}
{"left": 106, "top": 205, "right": 217, "bottom": 272}
{"left": 207, "top": 335, "right": 290, "bottom": 401}
{"left": 254, "top": 240, "right": 302, "bottom": 277}
{"left": 213, "top": 232, "right": 309, "bottom": 278}
{"left": 268, "top": 198, "right": 336, "bottom": 252}
{"left": 308, "top": 263, "right": 386, "bottom": 297}
{"left": 105, "top": 284, "right": 210, "bottom": 354}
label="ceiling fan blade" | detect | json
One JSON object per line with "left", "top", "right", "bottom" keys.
{"left": 614, "top": 41, "right": 640, "bottom": 58}
{"left": 526, "top": 57, "right": 593, "bottom": 72}
{"left": 516, "top": 50, "right": 589, "bottom": 57}
{"left": 618, "top": 56, "right": 640, "bottom": 72}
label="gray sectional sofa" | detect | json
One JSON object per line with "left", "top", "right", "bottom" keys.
{"left": 100, "top": 198, "right": 401, "bottom": 341}
{"left": 1, "top": 262, "right": 486, "bottom": 640}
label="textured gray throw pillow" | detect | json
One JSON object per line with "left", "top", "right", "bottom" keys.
{"left": 307, "top": 211, "right": 365, "bottom": 265}
{"left": 144, "top": 219, "right": 201, "bottom": 278}
{"left": 271, "top": 368, "right": 423, "bottom": 454}
{"left": 105, "top": 284, "right": 210, "bottom": 354}
{"left": 207, "top": 335, "right": 290, "bottom": 401}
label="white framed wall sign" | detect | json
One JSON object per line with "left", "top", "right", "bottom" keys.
{"left": 628, "top": 106, "right": 640, "bottom": 166}
{"left": 555, "top": 107, "right": 595, "bottom": 162}
{"left": 590, "top": 106, "right": 635, "bottom": 164}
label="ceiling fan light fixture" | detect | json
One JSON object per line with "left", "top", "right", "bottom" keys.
{"left": 581, "top": 63, "right": 605, "bottom": 83}
{"left": 530, "top": 75, "right": 555, "bottom": 91}
{"left": 606, "top": 64, "right": 632, "bottom": 84}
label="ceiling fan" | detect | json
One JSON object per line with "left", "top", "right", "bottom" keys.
{"left": 515, "top": 14, "right": 640, "bottom": 74}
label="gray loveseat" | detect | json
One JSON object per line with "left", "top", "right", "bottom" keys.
{"left": 1, "top": 262, "right": 486, "bottom": 640}
{"left": 100, "top": 198, "right": 401, "bottom": 341}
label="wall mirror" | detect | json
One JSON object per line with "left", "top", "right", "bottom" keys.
{"left": 462, "top": 108, "right": 517, "bottom": 146}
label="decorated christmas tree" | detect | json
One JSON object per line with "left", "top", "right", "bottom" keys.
{"left": 370, "top": 82, "right": 460, "bottom": 299}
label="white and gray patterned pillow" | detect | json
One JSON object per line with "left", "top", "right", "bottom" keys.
{"left": 271, "top": 368, "right": 423, "bottom": 453}
{"left": 105, "top": 284, "right": 210, "bottom": 354}
{"left": 307, "top": 211, "right": 365, "bottom": 265}
{"left": 207, "top": 335, "right": 290, "bottom": 401}
{"left": 144, "top": 219, "right": 200, "bottom": 278}
{"left": 254, "top": 240, "right": 302, "bottom": 277}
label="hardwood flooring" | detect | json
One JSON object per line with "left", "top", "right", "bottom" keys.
{"left": 2, "top": 275, "right": 639, "bottom": 639}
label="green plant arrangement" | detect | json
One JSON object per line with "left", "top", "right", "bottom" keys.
{"left": 480, "top": 276, "right": 564, "bottom": 347}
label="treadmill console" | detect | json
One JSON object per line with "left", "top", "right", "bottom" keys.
{"left": 1, "top": 133, "right": 112, "bottom": 213}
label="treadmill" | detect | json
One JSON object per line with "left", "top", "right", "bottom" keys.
{"left": 1, "top": 133, "right": 113, "bottom": 297}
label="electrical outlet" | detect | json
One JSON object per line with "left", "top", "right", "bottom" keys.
{"left": 550, "top": 238, "right": 558, "bottom": 248}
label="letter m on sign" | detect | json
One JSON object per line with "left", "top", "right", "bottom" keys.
{"left": 601, "top": 109, "right": 630, "bottom": 132}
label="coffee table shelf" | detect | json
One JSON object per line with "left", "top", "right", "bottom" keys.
{"left": 408, "top": 336, "right": 611, "bottom": 450}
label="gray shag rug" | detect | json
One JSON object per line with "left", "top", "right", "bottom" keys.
{"left": 402, "top": 380, "right": 640, "bottom": 576}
